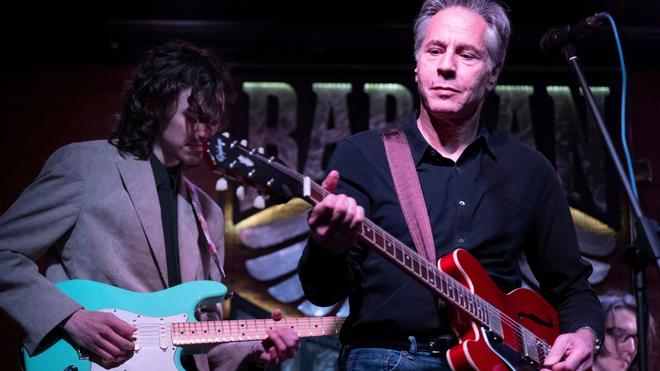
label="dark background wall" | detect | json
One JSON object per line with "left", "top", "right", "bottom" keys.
{"left": 1, "top": 1, "right": 658, "bottom": 369}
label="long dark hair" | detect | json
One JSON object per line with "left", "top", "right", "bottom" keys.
{"left": 110, "top": 40, "right": 233, "bottom": 159}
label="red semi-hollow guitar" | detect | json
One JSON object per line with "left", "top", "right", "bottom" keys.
{"left": 207, "top": 134, "right": 559, "bottom": 370}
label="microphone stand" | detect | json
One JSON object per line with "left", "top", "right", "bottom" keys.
{"left": 561, "top": 43, "right": 660, "bottom": 371}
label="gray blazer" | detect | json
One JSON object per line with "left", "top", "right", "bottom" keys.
{"left": 0, "top": 141, "right": 256, "bottom": 370}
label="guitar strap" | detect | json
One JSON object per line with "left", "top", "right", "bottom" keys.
{"left": 184, "top": 179, "right": 227, "bottom": 280}
{"left": 382, "top": 130, "right": 436, "bottom": 263}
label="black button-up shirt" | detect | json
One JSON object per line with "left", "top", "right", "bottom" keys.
{"left": 150, "top": 154, "right": 182, "bottom": 287}
{"left": 299, "top": 114, "right": 603, "bottom": 345}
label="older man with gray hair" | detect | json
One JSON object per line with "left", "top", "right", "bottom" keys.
{"left": 299, "top": 0, "right": 603, "bottom": 369}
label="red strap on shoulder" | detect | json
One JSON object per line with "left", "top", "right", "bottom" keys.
{"left": 382, "top": 130, "right": 436, "bottom": 263}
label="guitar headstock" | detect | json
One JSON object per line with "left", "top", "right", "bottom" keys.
{"left": 206, "top": 133, "right": 303, "bottom": 203}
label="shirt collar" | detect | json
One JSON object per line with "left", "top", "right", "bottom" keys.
{"left": 149, "top": 153, "right": 181, "bottom": 192}
{"left": 401, "top": 114, "right": 430, "bottom": 165}
{"left": 401, "top": 113, "right": 497, "bottom": 165}
{"left": 475, "top": 125, "right": 497, "bottom": 159}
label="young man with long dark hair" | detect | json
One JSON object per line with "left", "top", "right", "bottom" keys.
{"left": 0, "top": 41, "right": 298, "bottom": 371}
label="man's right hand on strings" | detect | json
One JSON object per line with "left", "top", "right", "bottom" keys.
{"left": 62, "top": 308, "right": 136, "bottom": 368}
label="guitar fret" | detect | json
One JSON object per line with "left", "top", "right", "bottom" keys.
{"left": 455, "top": 283, "right": 463, "bottom": 306}
{"left": 403, "top": 252, "right": 412, "bottom": 269}
{"left": 474, "top": 300, "right": 481, "bottom": 321}
{"left": 480, "top": 301, "right": 489, "bottom": 323}
{"left": 375, "top": 233, "right": 385, "bottom": 252}
{"left": 319, "top": 317, "right": 326, "bottom": 336}
{"left": 428, "top": 270, "right": 436, "bottom": 286}
{"left": 363, "top": 225, "right": 375, "bottom": 243}
{"left": 305, "top": 317, "right": 313, "bottom": 336}
{"left": 439, "top": 275, "right": 447, "bottom": 295}
{"left": 466, "top": 290, "right": 473, "bottom": 312}
{"left": 238, "top": 320, "right": 247, "bottom": 340}
{"left": 420, "top": 264, "right": 428, "bottom": 282}
{"left": 201, "top": 321, "right": 210, "bottom": 341}
{"left": 216, "top": 321, "right": 226, "bottom": 342}
{"left": 226, "top": 320, "right": 234, "bottom": 341}
{"left": 477, "top": 300, "right": 485, "bottom": 322}
{"left": 172, "top": 317, "right": 345, "bottom": 346}
{"left": 394, "top": 244, "right": 402, "bottom": 261}
{"left": 412, "top": 258, "right": 420, "bottom": 276}
{"left": 253, "top": 318, "right": 261, "bottom": 339}
{"left": 487, "top": 305, "right": 503, "bottom": 338}
{"left": 208, "top": 321, "right": 218, "bottom": 342}
{"left": 234, "top": 319, "right": 244, "bottom": 340}
{"left": 448, "top": 280, "right": 456, "bottom": 303}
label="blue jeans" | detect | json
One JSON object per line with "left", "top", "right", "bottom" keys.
{"left": 339, "top": 337, "right": 452, "bottom": 371}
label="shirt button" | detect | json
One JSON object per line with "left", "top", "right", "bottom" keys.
{"left": 457, "top": 238, "right": 465, "bottom": 244}
{"left": 458, "top": 200, "right": 466, "bottom": 206}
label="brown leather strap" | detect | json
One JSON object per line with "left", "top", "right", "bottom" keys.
{"left": 382, "top": 130, "right": 436, "bottom": 263}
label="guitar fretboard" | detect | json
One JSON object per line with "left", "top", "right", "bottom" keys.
{"left": 231, "top": 148, "right": 503, "bottom": 333}
{"left": 307, "top": 181, "right": 496, "bottom": 329}
{"left": 172, "top": 316, "right": 344, "bottom": 346}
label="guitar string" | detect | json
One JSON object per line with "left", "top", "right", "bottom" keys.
{"left": 230, "top": 147, "right": 548, "bottom": 352}
{"left": 170, "top": 319, "right": 343, "bottom": 336}
{"left": 276, "top": 158, "right": 545, "bottom": 345}
{"left": 297, "top": 166, "right": 547, "bottom": 349}
{"left": 170, "top": 320, "right": 343, "bottom": 345}
{"left": 379, "top": 227, "right": 549, "bottom": 349}
{"left": 376, "top": 225, "right": 548, "bottom": 347}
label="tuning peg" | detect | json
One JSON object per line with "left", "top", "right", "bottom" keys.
{"left": 240, "top": 139, "right": 248, "bottom": 147}
{"left": 253, "top": 194, "right": 266, "bottom": 209}
{"left": 222, "top": 132, "right": 230, "bottom": 138}
{"left": 235, "top": 186, "right": 245, "bottom": 201}
{"left": 257, "top": 147, "right": 265, "bottom": 154}
{"left": 215, "top": 177, "right": 228, "bottom": 191}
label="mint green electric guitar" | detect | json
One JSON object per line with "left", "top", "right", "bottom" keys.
{"left": 22, "top": 280, "right": 343, "bottom": 371}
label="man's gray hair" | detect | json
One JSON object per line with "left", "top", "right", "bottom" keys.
{"left": 413, "top": 0, "right": 511, "bottom": 68}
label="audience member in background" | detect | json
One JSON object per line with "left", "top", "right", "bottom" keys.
{"left": 594, "top": 291, "right": 657, "bottom": 371}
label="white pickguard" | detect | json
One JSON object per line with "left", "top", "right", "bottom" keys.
{"left": 89, "top": 309, "right": 188, "bottom": 371}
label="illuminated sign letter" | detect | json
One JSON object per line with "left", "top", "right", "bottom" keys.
{"left": 548, "top": 86, "right": 610, "bottom": 212}
{"left": 495, "top": 85, "right": 535, "bottom": 148}
{"left": 364, "top": 83, "right": 413, "bottom": 131}
{"left": 243, "top": 82, "right": 299, "bottom": 170}
{"left": 303, "top": 83, "right": 353, "bottom": 180}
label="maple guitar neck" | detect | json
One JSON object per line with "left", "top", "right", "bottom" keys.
{"left": 172, "top": 316, "right": 344, "bottom": 346}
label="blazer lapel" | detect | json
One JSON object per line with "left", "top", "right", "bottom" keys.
{"left": 117, "top": 159, "right": 168, "bottom": 287}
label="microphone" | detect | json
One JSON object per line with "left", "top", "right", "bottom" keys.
{"left": 539, "top": 12, "right": 607, "bottom": 55}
